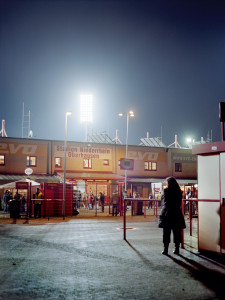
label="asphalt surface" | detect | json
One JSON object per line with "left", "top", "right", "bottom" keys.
{"left": 0, "top": 214, "right": 225, "bottom": 300}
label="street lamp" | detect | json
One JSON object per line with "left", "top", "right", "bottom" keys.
{"left": 118, "top": 110, "right": 134, "bottom": 192}
{"left": 63, "top": 111, "right": 72, "bottom": 220}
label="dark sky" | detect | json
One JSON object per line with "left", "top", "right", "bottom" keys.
{"left": 1, "top": 0, "right": 225, "bottom": 146}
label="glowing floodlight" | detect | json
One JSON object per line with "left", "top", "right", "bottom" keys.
{"left": 186, "top": 137, "right": 192, "bottom": 143}
{"left": 80, "top": 94, "right": 93, "bottom": 123}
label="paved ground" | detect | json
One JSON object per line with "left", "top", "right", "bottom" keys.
{"left": 0, "top": 214, "right": 225, "bottom": 300}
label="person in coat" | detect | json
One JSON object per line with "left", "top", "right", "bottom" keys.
{"left": 33, "top": 188, "right": 43, "bottom": 218}
{"left": 158, "top": 176, "right": 186, "bottom": 255}
{"left": 99, "top": 192, "right": 105, "bottom": 213}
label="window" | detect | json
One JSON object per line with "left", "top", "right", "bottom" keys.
{"left": 0, "top": 155, "right": 5, "bottom": 165}
{"left": 103, "top": 159, "right": 109, "bottom": 166}
{"left": 83, "top": 159, "right": 92, "bottom": 169}
{"left": 175, "top": 163, "right": 182, "bottom": 172}
{"left": 144, "top": 161, "right": 157, "bottom": 171}
{"left": 118, "top": 160, "right": 120, "bottom": 166}
{"left": 27, "top": 156, "right": 37, "bottom": 167}
{"left": 55, "top": 157, "right": 62, "bottom": 168}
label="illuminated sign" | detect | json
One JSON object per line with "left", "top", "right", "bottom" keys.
{"left": 16, "top": 182, "right": 29, "bottom": 189}
{"left": 25, "top": 168, "right": 33, "bottom": 175}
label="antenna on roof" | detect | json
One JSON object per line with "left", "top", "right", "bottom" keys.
{"left": 168, "top": 134, "right": 181, "bottom": 148}
{"left": 113, "top": 129, "right": 122, "bottom": 144}
{"left": 22, "top": 102, "right": 32, "bottom": 138}
{"left": 0, "top": 120, "right": 7, "bottom": 137}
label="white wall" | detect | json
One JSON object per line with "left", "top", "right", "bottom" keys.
{"left": 198, "top": 155, "right": 220, "bottom": 253}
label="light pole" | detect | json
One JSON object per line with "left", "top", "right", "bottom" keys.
{"left": 119, "top": 110, "right": 134, "bottom": 192}
{"left": 63, "top": 111, "right": 72, "bottom": 220}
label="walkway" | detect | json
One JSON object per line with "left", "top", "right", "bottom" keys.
{"left": 0, "top": 215, "right": 225, "bottom": 300}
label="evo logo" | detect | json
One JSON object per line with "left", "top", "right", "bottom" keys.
{"left": 128, "top": 151, "right": 158, "bottom": 161}
{"left": 0, "top": 143, "right": 37, "bottom": 155}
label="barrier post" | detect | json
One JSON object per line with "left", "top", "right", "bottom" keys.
{"left": 144, "top": 200, "right": 146, "bottom": 218}
{"left": 48, "top": 199, "right": 50, "bottom": 221}
{"left": 181, "top": 199, "right": 185, "bottom": 249}
{"left": 189, "top": 200, "right": 192, "bottom": 236}
{"left": 123, "top": 199, "right": 126, "bottom": 240}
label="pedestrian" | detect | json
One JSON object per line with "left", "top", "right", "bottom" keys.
{"left": 148, "top": 193, "right": 153, "bottom": 209}
{"left": 158, "top": 176, "right": 186, "bottom": 255}
{"left": 33, "top": 187, "right": 43, "bottom": 218}
{"left": 112, "top": 190, "right": 119, "bottom": 216}
{"left": 99, "top": 192, "right": 105, "bottom": 212}
{"left": 76, "top": 190, "right": 81, "bottom": 209}
{"left": 82, "top": 192, "right": 87, "bottom": 208}
{"left": 88, "top": 192, "right": 93, "bottom": 210}
{"left": 3, "top": 190, "right": 10, "bottom": 213}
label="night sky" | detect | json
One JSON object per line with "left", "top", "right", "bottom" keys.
{"left": 1, "top": 0, "right": 225, "bottom": 146}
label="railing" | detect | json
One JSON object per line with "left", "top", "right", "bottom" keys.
{"left": 123, "top": 198, "right": 161, "bottom": 240}
{"left": 182, "top": 198, "right": 198, "bottom": 237}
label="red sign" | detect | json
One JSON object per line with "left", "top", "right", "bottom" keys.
{"left": 16, "top": 182, "right": 29, "bottom": 190}
{"left": 44, "top": 183, "right": 59, "bottom": 190}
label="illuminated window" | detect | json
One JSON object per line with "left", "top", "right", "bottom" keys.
{"left": 0, "top": 155, "right": 5, "bottom": 165}
{"left": 175, "top": 163, "right": 182, "bottom": 172}
{"left": 118, "top": 160, "right": 120, "bottom": 166}
{"left": 83, "top": 159, "right": 92, "bottom": 169}
{"left": 55, "top": 157, "right": 62, "bottom": 168}
{"left": 103, "top": 159, "right": 109, "bottom": 166}
{"left": 144, "top": 161, "right": 157, "bottom": 171}
{"left": 27, "top": 156, "right": 37, "bottom": 167}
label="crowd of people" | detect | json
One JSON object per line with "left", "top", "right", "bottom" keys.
{"left": 73, "top": 191, "right": 105, "bottom": 213}
{"left": 1, "top": 189, "right": 27, "bottom": 215}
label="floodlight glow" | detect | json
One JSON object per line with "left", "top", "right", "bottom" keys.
{"left": 129, "top": 110, "right": 134, "bottom": 117}
{"left": 186, "top": 137, "right": 192, "bottom": 143}
{"left": 80, "top": 94, "right": 93, "bottom": 122}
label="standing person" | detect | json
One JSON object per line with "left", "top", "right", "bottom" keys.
{"left": 76, "top": 190, "right": 81, "bottom": 209}
{"left": 148, "top": 193, "right": 153, "bottom": 209}
{"left": 158, "top": 176, "right": 186, "bottom": 255}
{"left": 33, "top": 187, "right": 43, "bottom": 218}
{"left": 99, "top": 192, "right": 105, "bottom": 213}
{"left": 3, "top": 190, "right": 10, "bottom": 213}
{"left": 112, "top": 190, "right": 119, "bottom": 216}
{"left": 82, "top": 192, "right": 87, "bottom": 208}
{"left": 88, "top": 192, "right": 93, "bottom": 210}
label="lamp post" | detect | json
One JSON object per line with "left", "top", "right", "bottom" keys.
{"left": 118, "top": 110, "right": 134, "bottom": 192}
{"left": 63, "top": 111, "right": 72, "bottom": 220}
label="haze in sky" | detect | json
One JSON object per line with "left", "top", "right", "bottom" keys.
{"left": 1, "top": 0, "right": 225, "bottom": 146}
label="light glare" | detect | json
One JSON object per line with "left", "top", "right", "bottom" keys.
{"left": 186, "top": 137, "right": 192, "bottom": 143}
{"left": 80, "top": 94, "right": 93, "bottom": 122}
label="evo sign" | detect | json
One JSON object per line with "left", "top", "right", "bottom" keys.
{"left": 128, "top": 151, "right": 159, "bottom": 161}
{"left": 0, "top": 143, "right": 37, "bottom": 155}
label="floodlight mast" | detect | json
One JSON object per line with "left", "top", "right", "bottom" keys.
{"left": 80, "top": 94, "right": 93, "bottom": 141}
